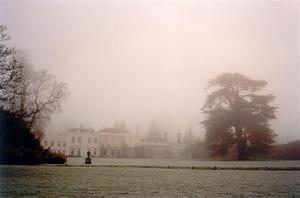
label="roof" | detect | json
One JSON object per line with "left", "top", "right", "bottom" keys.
{"left": 97, "top": 127, "right": 131, "bottom": 134}
{"left": 69, "top": 128, "right": 95, "bottom": 133}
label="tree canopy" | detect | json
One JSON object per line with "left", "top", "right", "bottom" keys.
{"left": 202, "top": 73, "right": 277, "bottom": 159}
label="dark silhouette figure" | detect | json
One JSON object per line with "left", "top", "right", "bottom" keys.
{"left": 85, "top": 151, "right": 92, "bottom": 164}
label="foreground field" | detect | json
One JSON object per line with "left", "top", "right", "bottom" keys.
{"left": 67, "top": 157, "right": 300, "bottom": 167}
{"left": 1, "top": 165, "right": 299, "bottom": 197}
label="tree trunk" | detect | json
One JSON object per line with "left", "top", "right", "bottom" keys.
{"left": 235, "top": 126, "right": 247, "bottom": 160}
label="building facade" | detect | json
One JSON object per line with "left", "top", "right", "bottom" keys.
{"left": 42, "top": 126, "right": 139, "bottom": 158}
{"left": 42, "top": 125, "right": 191, "bottom": 159}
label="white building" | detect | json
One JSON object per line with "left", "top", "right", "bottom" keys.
{"left": 42, "top": 124, "right": 140, "bottom": 158}
{"left": 98, "top": 127, "right": 139, "bottom": 157}
{"left": 42, "top": 133, "right": 67, "bottom": 155}
{"left": 66, "top": 127, "right": 98, "bottom": 157}
{"left": 42, "top": 124, "right": 191, "bottom": 159}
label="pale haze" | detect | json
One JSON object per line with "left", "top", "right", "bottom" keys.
{"left": 0, "top": 1, "right": 299, "bottom": 143}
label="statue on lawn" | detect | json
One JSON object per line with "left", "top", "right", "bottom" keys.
{"left": 85, "top": 151, "right": 92, "bottom": 164}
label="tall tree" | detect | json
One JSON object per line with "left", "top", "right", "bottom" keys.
{"left": 0, "top": 25, "right": 68, "bottom": 137}
{"left": 145, "top": 122, "right": 164, "bottom": 143}
{"left": 202, "top": 73, "right": 276, "bottom": 159}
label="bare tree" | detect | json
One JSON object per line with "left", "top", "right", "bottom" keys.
{"left": 16, "top": 70, "right": 68, "bottom": 137}
{"left": 0, "top": 25, "right": 69, "bottom": 137}
{"left": 0, "top": 25, "right": 24, "bottom": 111}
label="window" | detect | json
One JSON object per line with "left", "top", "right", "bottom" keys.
{"left": 78, "top": 137, "right": 81, "bottom": 143}
{"left": 94, "top": 149, "right": 96, "bottom": 156}
{"left": 51, "top": 141, "right": 54, "bottom": 147}
{"left": 88, "top": 137, "right": 91, "bottom": 143}
{"left": 77, "top": 148, "right": 81, "bottom": 156}
{"left": 72, "top": 137, "right": 75, "bottom": 143}
{"left": 94, "top": 138, "right": 97, "bottom": 144}
{"left": 63, "top": 141, "right": 66, "bottom": 147}
{"left": 71, "top": 149, "right": 74, "bottom": 156}
{"left": 58, "top": 141, "right": 61, "bottom": 147}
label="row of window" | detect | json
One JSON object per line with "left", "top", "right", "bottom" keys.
{"left": 105, "top": 136, "right": 123, "bottom": 141}
{"left": 70, "top": 148, "right": 97, "bottom": 156}
{"left": 71, "top": 136, "right": 134, "bottom": 143}
{"left": 44, "top": 136, "right": 135, "bottom": 148}
{"left": 44, "top": 141, "right": 66, "bottom": 148}
{"left": 102, "top": 148, "right": 121, "bottom": 157}
{"left": 71, "top": 136, "right": 97, "bottom": 144}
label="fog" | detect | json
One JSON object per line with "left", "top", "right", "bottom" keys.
{"left": 1, "top": 1, "right": 299, "bottom": 142}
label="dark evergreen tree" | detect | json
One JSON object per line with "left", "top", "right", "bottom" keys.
{"left": 202, "top": 73, "right": 277, "bottom": 159}
{"left": 0, "top": 110, "right": 41, "bottom": 151}
{"left": 0, "top": 110, "right": 66, "bottom": 164}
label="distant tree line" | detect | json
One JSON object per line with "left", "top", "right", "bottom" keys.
{"left": 0, "top": 25, "right": 68, "bottom": 164}
{"left": 266, "top": 140, "right": 300, "bottom": 160}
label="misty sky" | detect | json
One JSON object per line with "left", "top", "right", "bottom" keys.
{"left": 0, "top": 1, "right": 299, "bottom": 142}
